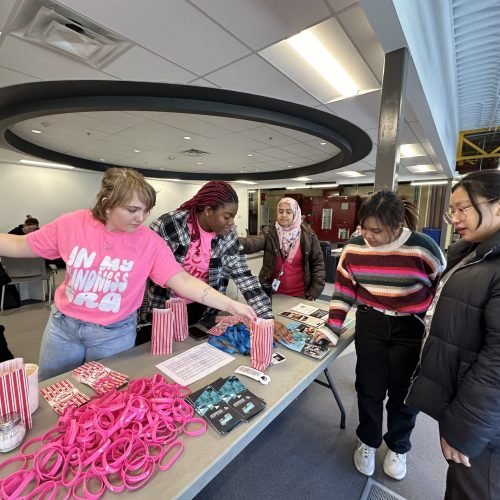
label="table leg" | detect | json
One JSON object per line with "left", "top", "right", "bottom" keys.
{"left": 314, "top": 368, "right": 346, "bottom": 429}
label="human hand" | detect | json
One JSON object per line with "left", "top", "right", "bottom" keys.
{"left": 273, "top": 320, "right": 294, "bottom": 343}
{"left": 228, "top": 301, "right": 257, "bottom": 323}
{"left": 440, "top": 437, "right": 470, "bottom": 467}
{"left": 305, "top": 293, "right": 315, "bottom": 301}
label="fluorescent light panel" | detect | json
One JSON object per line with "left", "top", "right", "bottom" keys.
{"left": 400, "top": 143, "right": 426, "bottom": 157}
{"left": 287, "top": 31, "right": 358, "bottom": 97}
{"left": 292, "top": 177, "right": 312, "bottom": 181}
{"left": 234, "top": 180, "right": 257, "bottom": 185}
{"left": 337, "top": 171, "right": 365, "bottom": 178}
{"left": 259, "top": 18, "right": 379, "bottom": 104}
{"left": 405, "top": 164, "right": 437, "bottom": 174}
{"left": 410, "top": 180, "right": 448, "bottom": 186}
{"left": 309, "top": 183, "right": 338, "bottom": 188}
{"left": 20, "top": 159, "right": 74, "bottom": 170}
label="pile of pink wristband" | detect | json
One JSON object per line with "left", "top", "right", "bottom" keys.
{"left": 0, "top": 374, "right": 207, "bottom": 498}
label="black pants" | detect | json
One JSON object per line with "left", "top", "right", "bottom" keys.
{"left": 445, "top": 443, "right": 500, "bottom": 499}
{"left": 354, "top": 306, "right": 424, "bottom": 453}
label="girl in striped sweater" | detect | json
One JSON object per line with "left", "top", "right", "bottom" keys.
{"left": 323, "top": 191, "right": 445, "bottom": 480}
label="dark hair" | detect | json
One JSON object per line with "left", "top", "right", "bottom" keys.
{"left": 452, "top": 170, "right": 500, "bottom": 228}
{"left": 92, "top": 167, "right": 157, "bottom": 223}
{"left": 358, "top": 190, "right": 418, "bottom": 234}
{"left": 24, "top": 215, "right": 39, "bottom": 227}
{"left": 179, "top": 181, "right": 238, "bottom": 241}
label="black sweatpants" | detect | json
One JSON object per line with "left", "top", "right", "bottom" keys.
{"left": 354, "top": 306, "right": 424, "bottom": 454}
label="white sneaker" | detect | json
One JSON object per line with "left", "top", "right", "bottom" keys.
{"left": 383, "top": 450, "right": 407, "bottom": 480}
{"left": 353, "top": 440, "right": 376, "bottom": 476}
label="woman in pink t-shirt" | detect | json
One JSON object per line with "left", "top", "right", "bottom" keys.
{"left": 0, "top": 168, "right": 256, "bottom": 380}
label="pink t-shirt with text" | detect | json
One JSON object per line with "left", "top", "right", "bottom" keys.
{"left": 26, "top": 209, "right": 183, "bottom": 325}
{"left": 181, "top": 222, "right": 216, "bottom": 304}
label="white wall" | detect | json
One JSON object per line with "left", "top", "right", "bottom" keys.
{"left": 0, "top": 163, "right": 249, "bottom": 235}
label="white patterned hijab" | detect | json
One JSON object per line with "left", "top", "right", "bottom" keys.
{"left": 275, "top": 197, "right": 302, "bottom": 262}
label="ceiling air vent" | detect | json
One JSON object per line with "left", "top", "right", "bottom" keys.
{"left": 20, "top": 6, "right": 131, "bottom": 68}
{"left": 180, "top": 149, "right": 211, "bottom": 157}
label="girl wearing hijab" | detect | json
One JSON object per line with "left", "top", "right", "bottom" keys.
{"left": 240, "top": 197, "right": 325, "bottom": 300}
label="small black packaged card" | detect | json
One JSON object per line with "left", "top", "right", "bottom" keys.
{"left": 211, "top": 376, "right": 266, "bottom": 421}
{"left": 187, "top": 385, "right": 242, "bottom": 435}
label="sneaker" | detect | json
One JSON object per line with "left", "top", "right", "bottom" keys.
{"left": 383, "top": 450, "right": 407, "bottom": 480}
{"left": 353, "top": 440, "right": 376, "bottom": 476}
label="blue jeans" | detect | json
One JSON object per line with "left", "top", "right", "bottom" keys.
{"left": 39, "top": 305, "right": 137, "bottom": 381}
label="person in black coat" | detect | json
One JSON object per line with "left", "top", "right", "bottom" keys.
{"left": 406, "top": 170, "right": 500, "bottom": 499}
{"left": 8, "top": 215, "right": 39, "bottom": 235}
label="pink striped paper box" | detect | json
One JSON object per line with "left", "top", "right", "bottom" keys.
{"left": 0, "top": 358, "right": 32, "bottom": 429}
{"left": 152, "top": 308, "right": 174, "bottom": 355}
{"left": 165, "top": 298, "right": 189, "bottom": 341}
{"left": 40, "top": 379, "right": 90, "bottom": 416}
{"left": 251, "top": 319, "right": 274, "bottom": 372}
{"left": 208, "top": 315, "right": 247, "bottom": 336}
{"left": 71, "top": 361, "right": 128, "bottom": 394}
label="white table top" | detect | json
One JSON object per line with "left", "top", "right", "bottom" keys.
{"left": 3, "top": 295, "right": 355, "bottom": 499}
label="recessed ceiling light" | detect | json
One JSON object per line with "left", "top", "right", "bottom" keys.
{"left": 164, "top": 178, "right": 181, "bottom": 182}
{"left": 337, "top": 171, "right": 365, "bottom": 178}
{"left": 183, "top": 136, "right": 191, "bottom": 140}
{"left": 287, "top": 165, "right": 293, "bottom": 168}
{"left": 196, "top": 162, "right": 203, "bottom": 165}
{"left": 293, "top": 177, "right": 313, "bottom": 181}
{"left": 133, "top": 149, "right": 141, "bottom": 153}
{"left": 31, "top": 129, "right": 42, "bottom": 134}
{"left": 247, "top": 154, "right": 253, "bottom": 157}
{"left": 99, "top": 158, "right": 105, "bottom": 161}
{"left": 320, "top": 142, "right": 327, "bottom": 145}
{"left": 235, "top": 180, "right": 258, "bottom": 185}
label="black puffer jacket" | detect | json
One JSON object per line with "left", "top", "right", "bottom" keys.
{"left": 240, "top": 223, "right": 325, "bottom": 299}
{"left": 406, "top": 231, "right": 500, "bottom": 458}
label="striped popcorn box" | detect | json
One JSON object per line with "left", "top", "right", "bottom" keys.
{"left": 0, "top": 358, "right": 32, "bottom": 429}
{"left": 250, "top": 319, "right": 274, "bottom": 372}
{"left": 71, "top": 361, "right": 128, "bottom": 394}
{"left": 40, "top": 379, "right": 91, "bottom": 416}
{"left": 152, "top": 308, "right": 174, "bottom": 356}
{"left": 165, "top": 297, "right": 189, "bottom": 341}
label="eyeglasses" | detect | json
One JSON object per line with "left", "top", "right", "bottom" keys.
{"left": 443, "top": 198, "right": 498, "bottom": 225}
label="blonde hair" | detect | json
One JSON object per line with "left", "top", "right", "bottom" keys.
{"left": 91, "top": 168, "right": 157, "bottom": 223}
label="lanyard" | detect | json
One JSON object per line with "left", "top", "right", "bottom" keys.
{"left": 278, "top": 236, "right": 298, "bottom": 278}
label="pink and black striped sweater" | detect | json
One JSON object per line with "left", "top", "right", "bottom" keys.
{"left": 328, "top": 228, "right": 446, "bottom": 333}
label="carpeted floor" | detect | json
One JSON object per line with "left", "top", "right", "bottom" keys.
{"left": 194, "top": 352, "right": 447, "bottom": 500}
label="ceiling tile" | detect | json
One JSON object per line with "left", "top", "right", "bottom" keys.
{"left": 191, "top": 0, "right": 331, "bottom": 50}
{"left": 337, "top": 4, "right": 384, "bottom": 81}
{"left": 326, "top": 0, "right": 358, "bottom": 13}
{"left": 0, "top": 36, "right": 117, "bottom": 80}
{"left": 206, "top": 55, "right": 320, "bottom": 107}
{"left": 57, "top": 0, "right": 251, "bottom": 75}
{"left": 0, "top": 0, "right": 18, "bottom": 32}
{"left": 0, "top": 66, "right": 41, "bottom": 88}
{"left": 152, "top": 113, "right": 233, "bottom": 138}
{"left": 326, "top": 90, "right": 381, "bottom": 130}
{"left": 103, "top": 46, "right": 196, "bottom": 83}
{"left": 239, "top": 125, "right": 298, "bottom": 147}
